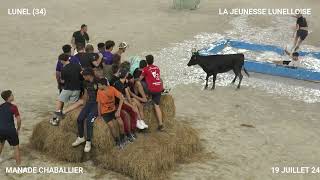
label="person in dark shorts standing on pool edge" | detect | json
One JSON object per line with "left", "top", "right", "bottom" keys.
{"left": 0, "top": 90, "right": 21, "bottom": 165}
{"left": 71, "top": 24, "right": 89, "bottom": 54}
{"left": 291, "top": 13, "right": 308, "bottom": 53}
{"left": 140, "top": 55, "right": 164, "bottom": 131}
{"left": 72, "top": 68, "right": 99, "bottom": 153}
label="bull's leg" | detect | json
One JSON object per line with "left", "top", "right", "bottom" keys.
{"left": 231, "top": 69, "right": 238, "bottom": 84}
{"left": 205, "top": 74, "right": 209, "bottom": 89}
{"left": 237, "top": 72, "right": 243, "bottom": 89}
{"left": 211, "top": 74, "right": 217, "bottom": 90}
{"left": 231, "top": 76, "right": 237, "bottom": 84}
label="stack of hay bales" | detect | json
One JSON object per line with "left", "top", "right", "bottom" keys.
{"left": 30, "top": 95, "right": 201, "bottom": 179}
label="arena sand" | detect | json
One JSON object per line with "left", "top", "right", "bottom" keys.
{"left": 1, "top": 0, "right": 320, "bottom": 180}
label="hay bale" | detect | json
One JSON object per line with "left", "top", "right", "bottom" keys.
{"left": 43, "top": 128, "right": 84, "bottom": 162}
{"left": 30, "top": 120, "right": 56, "bottom": 151}
{"left": 143, "top": 94, "right": 176, "bottom": 131}
{"left": 92, "top": 118, "right": 118, "bottom": 152}
{"left": 93, "top": 120, "right": 200, "bottom": 180}
{"left": 60, "top": 107, "right": 82, "bottom": 134}
{"left": 30, "top": 94, "right": 202, "bottom": 179}
{"left": 30, "top": 120, "right": 84, "bottom": 162}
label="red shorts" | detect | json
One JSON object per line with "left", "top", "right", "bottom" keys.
{"left": 120, "top": 104, "right": 137, "bottom": 133}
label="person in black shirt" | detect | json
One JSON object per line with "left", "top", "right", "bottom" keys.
{"left": 71, "top": 24, "right": 89, "bottom": 54}
{"left": 291, "top": 13, "right": 308, "bottom": 53}
{"left": 52, "top": 53, "right": 82, "bottom": 126}
{"left": 72, "top": 68, "right": 99, "bottom": 153}
{"left": 109, "top": 64, "right": 120, "bottom": 86}
{"left": 0, "top": 90, "right": 21, "bottom": 165}
{"left": 113, "top": 69, "right": 148, "bottom": 130}
{"left": 73, "top": 44, "right": 102, "bottom": 69}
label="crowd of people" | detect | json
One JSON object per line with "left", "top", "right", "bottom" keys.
{"left": 52, "top": 24, "right": 166, "bottom": 152}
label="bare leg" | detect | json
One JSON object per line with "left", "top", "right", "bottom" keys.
{"left": 14, "top": 145, "right": 21, "bottom": 165}
{"left": 55, "top": 101, "right": 64, "bottom": 112}
{"left": 107, "top": 121, "right": 117, "bottom": 138}
{"left": 211, "top": 74, "right": 217, "bottom": 90}
{"left": 62, "top": 99, "right": 84, "bottom": 114}
{"left": 132, "top": 98, "right": 144, "bottom": 119}
{"left": 293, "top": 38, "right": 303, "bottom": 52}
{"left": 154, "top": 104, "right": 163, "bottom": 126}
{"left": 291, "top": 35, "right": 299, "bottom": 53}
{"left": 116, "top": 117, "right": 125, "bottom": 134}
{"left": 135, "top": 81, "right": 148, "bottom": 102}
{"left": 127, "top": 101, "right": 142, "bottom": 120}
{"left": 273, "top": 61, "right": 283, "bottom": 65}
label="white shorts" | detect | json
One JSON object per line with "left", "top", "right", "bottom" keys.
{"left": 59, "top": 90, "right": 80, "bottom": 103}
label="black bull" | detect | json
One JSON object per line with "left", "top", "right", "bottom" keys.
{"left": 187, "top": 53, "right": 250, "bottom": 89}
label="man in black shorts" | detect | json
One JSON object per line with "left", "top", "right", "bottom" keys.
{"left": 71, "top": 24, "right": 89, "bottom": 54}
{"left": 291, "top": 13, "right": 308, "bottom": 52}
{"left": 140, "top": 55, "right": 165, "bottom": 131}
{"left": 0, "top": 90, "right": 21, "bottom": 165}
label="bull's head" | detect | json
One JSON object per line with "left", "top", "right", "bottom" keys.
{"left": 187, "top": 48, "right": 199, "bottom": 66}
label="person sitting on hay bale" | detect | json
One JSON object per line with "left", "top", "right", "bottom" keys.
{"left": 109, "top": 64, "right": 140, "bottom": 139}
{"left": 97, "top": 78, "right": 126, "bottom": 149}
{"left": 113, "top": 69, "right": 149, "bottom": 130}
{"left": 109, "top": 64, "right": 120, "bottom": 86}
{"left": 140, "top": 55, "right": 165, "bottom": 131}
{"left": 52, "top": 53, "right": 82, "bottom": 126}
{"left": 130, "top": 65, "right": 149, "bottom": 103}
{"left": 72, "top": 68, "right": 99, "bottom": 152}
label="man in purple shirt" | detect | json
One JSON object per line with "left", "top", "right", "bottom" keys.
{"left": 104, "top": 40, "right": 115, "bottom": 65}
{"left": 103, "top": 40, "right": 115, "bottom": 80}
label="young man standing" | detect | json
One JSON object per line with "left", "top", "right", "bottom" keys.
{"left": 140, "top": 55, "right": 164, "bottom": 131}
{"left": 96, "top": 78, "right": 126, "bottom": 149}
{"left": 72, "top": 69, "right": 98, "bottom": 152}
{"left": 52, "top": 53, "right": 82, "bottom": 125}
{"left": 56, "top": 44, "right": 72, "bottom": 93}
{"left": 0, "top": 90, "right": 21, "bottom": 165}
{"left": 113, "top": 42, "right": 128, "bottom": 65}
{"left": 71, "top": 24, "right": 89, "bottom": 54}
{"left": 103, "top": 40, "right": 116, "bottom": 80}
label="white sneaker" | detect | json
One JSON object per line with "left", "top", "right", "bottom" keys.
{"left": 140, "top": 120, "right": 149, "bottom": 129}
{"left": 72, "top": 137, "right": 85, "bottom": 147}
{"left": 136, "top": 120, "right": 145, "bottom": 130}
{"left": 84, "top": 141, "right": 91, "bottom": 152}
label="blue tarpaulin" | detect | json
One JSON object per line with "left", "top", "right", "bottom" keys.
{"left": 200, "top": 39, "right": 320, "bottom": 82}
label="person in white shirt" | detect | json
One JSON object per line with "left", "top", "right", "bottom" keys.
{"left": 273, "top": 49, "right": 300, "bottom": 68}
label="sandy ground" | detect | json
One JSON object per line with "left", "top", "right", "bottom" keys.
{"left": 0, "top": 0, "right": 320, "bottom": 179}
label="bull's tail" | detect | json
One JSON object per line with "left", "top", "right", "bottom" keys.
{"left": 243, "top": 66, "right": 250, "bottom": 77}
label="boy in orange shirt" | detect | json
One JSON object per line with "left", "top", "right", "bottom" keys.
{"left": 96, "top": 78, "right": 126, "bottom": 149}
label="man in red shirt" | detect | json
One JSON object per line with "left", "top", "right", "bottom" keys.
{"left": 140, "top": 55, "right": 164, "bottom": 131}
{"left": 0, "top": 90, "right": 21, "bottom": 165}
